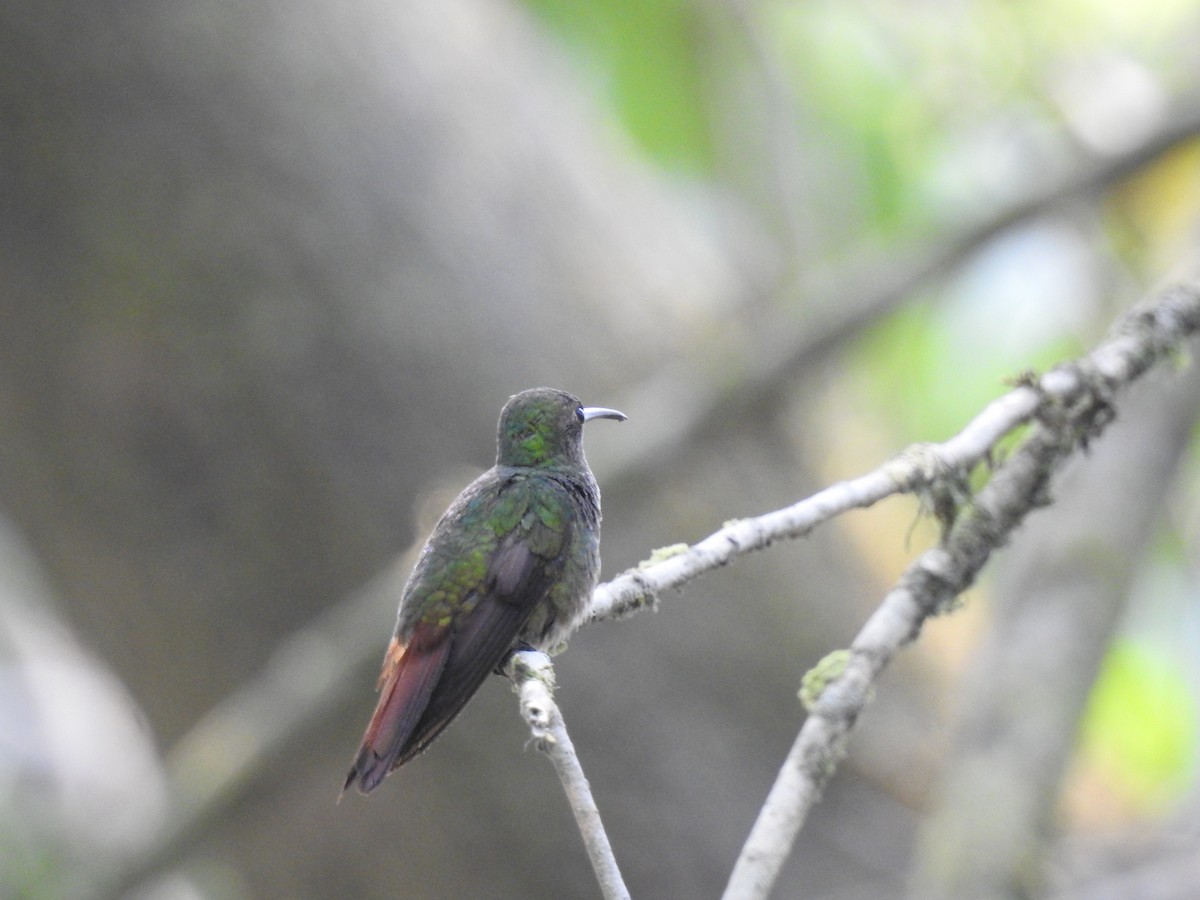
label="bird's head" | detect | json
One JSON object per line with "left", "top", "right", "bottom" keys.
{"left": 497, "top": 387, "right": 625, "bottom": 469}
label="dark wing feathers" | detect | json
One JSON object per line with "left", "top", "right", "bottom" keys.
{"left": 344, "top": 475, "right": 572, "bottom": 792}
{"left": 394, "top": 537, "right": 548, "bottom": 765}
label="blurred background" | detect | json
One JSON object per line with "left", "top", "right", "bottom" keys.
{"left": 3, "top": 0, "right": 1200, "bottom": 897}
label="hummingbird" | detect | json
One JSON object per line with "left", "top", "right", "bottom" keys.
{"left": 343, "top": 387, "right": 626, "bottom": 795}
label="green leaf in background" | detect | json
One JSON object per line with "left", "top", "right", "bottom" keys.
{"left": 523, "top": 0, "right": 713, "bottom": 171}
{"left": 1080, "top": 638, "right": 1198, "bottom": 812}
{"left": 851, "top": 283, "right": 1083, "bottom": 449}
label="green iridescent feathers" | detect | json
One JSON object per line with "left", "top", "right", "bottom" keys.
{"left": 342, "top": 388, "right": 624, "bottom": 794}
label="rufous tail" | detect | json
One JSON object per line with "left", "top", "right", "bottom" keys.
{"left": 341, "top": 633, "right": 449, "bottom": 796}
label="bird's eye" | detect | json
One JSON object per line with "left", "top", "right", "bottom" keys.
{"left": 575, "top": 406, "right": 585, "bottom": 422}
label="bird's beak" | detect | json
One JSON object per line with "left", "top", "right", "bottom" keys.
{"left": 581, "top": 406, "right": 627, "bottom": 423}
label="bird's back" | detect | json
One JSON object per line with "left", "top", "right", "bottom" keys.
{"left": 344, "top": 464, "right": 601, "bottom": 792}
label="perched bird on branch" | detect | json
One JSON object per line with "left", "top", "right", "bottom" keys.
{"left": 343, "top": 387, "right": 625, "bottom": 795}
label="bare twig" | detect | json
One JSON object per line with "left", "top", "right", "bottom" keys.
{"left": 719, "top": 283, "right": 1200, "bottom": 899}
{"left": 507, "top": 651, "right": 630, "bottom": 900}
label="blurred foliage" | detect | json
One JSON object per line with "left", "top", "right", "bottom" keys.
{"left": 1079, "top": 638, "right": 1198, "bottom": 812}
{"left": 1108, "top": 141, "right": 1200, "bottom": 272}
{"left": 524, "top": 0, "right": 1200, "bottom": 231}
{"left": 0, "top": 831, "right": 63, "bottom": 900}
{"left": 523, "top": 0, "right": 713, "bottom": 169}
{"left": 851, "top": 287, "right": 1084, "bottom": 445}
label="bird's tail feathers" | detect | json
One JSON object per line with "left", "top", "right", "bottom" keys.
{"left": 341, "top": 631, "right": 449, "bottom": 796}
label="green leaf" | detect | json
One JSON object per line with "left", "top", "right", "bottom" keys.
{"left": 523, "top": 0, "right": 712, "bottom": 169}
{"left": 1079, "top": 640, "right": 1197, "bottom": 811}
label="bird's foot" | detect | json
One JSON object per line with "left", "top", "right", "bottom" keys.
{"left": 495, "top": 641, "right": 537, "bottom": 675}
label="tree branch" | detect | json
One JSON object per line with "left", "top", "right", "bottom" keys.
{"left": 719, "top": 283, "right": 1200, "bottom": 899}
{"left": 507, "top": 651, "right": 630, "bottom": 900}
{"left": 593, "top": 282, "right": 1200, "bottom": 627}
{"left": 910, "top": 320, "right": 1200, "bottom": 899}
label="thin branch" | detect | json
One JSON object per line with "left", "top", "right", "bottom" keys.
{"left": 592, "top": 282, "right": 1200, "bottom": 627}
{"left": 719, "top": 284, "right": 1200, "bottom": 899}
{"left": 508, "top": 651, "right": 630, "bottom": 900}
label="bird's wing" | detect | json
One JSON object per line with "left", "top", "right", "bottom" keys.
{"left": 393, "top": 534, "right": 542, "bottom": 764}
{"left": 343, "top": 474, "right": 571, "bottom": 793}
